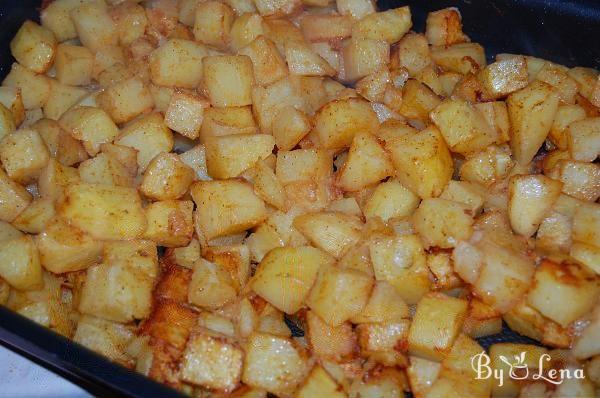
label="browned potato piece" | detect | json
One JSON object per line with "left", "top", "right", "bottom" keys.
{"left": 205, "top": 134, "right": 275, "bottom": 179}
{"left": 352, "top": 7, "right": 412, "bottom": 43}
{"left": 164, "top": 92, "right": 210, "bottom": 140}
{"left": 294, "top": 212, "right": 362, "bottom": 258}
{"left": 149, "top": 39, "right": 208, "bottom": 89}
{"left": 70, "top": 2, "right": 118, "bottom": 52}
{"left": 336, "top": 0, "right": 375, "bottom": 20}
{"left": 399, "top": 79, "right": 441, "bottom": 121}
{"left": 536, "top": 63, "right": 578, "bottom": 104}
{"left": 239, "top": 36, "right": 288, "bottom": 87}
{"left": 413, "top": 198, "right": 473, "bottom": 248}
{"left": 477, "top": 55, "right": 529, "bottom": 98}
{"left": 41, "top": 0, "right": 84, "bottom": 42}
{"left": 54, "top": 44, "right": 93, "bottom": 86}
{"left": 285, "top": 42, "right": 336, "bottom": 77}
{"left": 109, "top": 2, "right": 147, "bottom": 46}
{"left": 229, "top": 13, "right": 264, "bottom": 52}
{"left": 193, "top": 1, "right": 234, "bottom": 50}
{"left": 566, "top": 117, "right": 600, "bottom": 162}
{"left": 0, "top": 86, "right": 25, "bottom": 126}
{"left": 425, "top": 8, "right": 468, "bottom": 46}
{"left": 144, "top": 200, "right": 194, "bottom": 247}
{"left": 11, "top": 197, "right": 55, "bottom": 234}
{"left": 200, "top": 106, "right": 257, "bottom": 143}
{"left": 59, "top": 106, "right": 119, "bottom": 156}
{"left": 300, "top": 15, "right": 352, "bottom": 43}
{"left": 97, "top": 77, "right": 154, "bottom": 124}
{"left": 342, "top": 38, "right": 389, "bottom": 82}
{"left": 10, "top": 21, "right": 56, "bottom": 74}
{"left": 550, "top": 104, "right": 586, "bottom": 149}
{"left": 2, "top": 63, "right": 51, "bottom": 110}
{"left": 203, "top": 55, "right": 255, "bottom": 107}
{"left": 140, "top": 153, "right": 195, "bottom": 201}
{"left": 296, "top": 365, "right": 346, "bottom": 398}
{"left": 0, "top": 128, "right": 50, "bottom": 184}
{"left": 431, "top": 43, "right": 486, "bottom": 75}
{"left": 271, "top": 106, "right": 310, "bottom": 151}
{"left": 0, "top": 235, "right": 43, "bottom": 291}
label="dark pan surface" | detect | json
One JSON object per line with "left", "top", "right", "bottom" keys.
{"left": 0, "top": 0, "right": 598, "bottom": 396}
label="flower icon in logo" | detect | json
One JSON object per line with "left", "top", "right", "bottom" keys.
{"left": 499, "top": 352, "right": 529, "bottom": 380}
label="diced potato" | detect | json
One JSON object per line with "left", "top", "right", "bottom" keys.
{"left": 0, "top": 221, "right": 23, "bottom": 242}
{"left": 41, "top": 0, "right": 86, "bottom": 42}
{"left": 507, "top": 174, "right": 563, "bottom": 237}
{"left": 294, "top": 212, "right": 362, "bottom": 258}
{"left": 336, "top": 132, "right": 394, "bottom": 191}
{"left": 459, "top": 145, "right": 514, "bottom": 186}
{"left": 398, "top": 79, "right": 440, "bottom": 121}
{"left": 188, "top": 258, "right": 237, "bottom": 309}
{"left": 144, "top": 200, "right": 194, "bottom": 247}
{"left": 2, "top": 63, "right": 51, "bottom": 109}
{"left": 193, "top": 1, "right": 234, "bottom": 50}
{"left": 140, "top": 153, "right": 195, "bottom": 200}
{"left": 296, "top": 365, "right": 346, "bottom": 398}
{"left": 271, "top": 106, "right": 310, "bottom": 151}
{"left": 164, "top": 92, "right": 209, "bottom": 140}
{"left": 170, "top": 238, "right": 201, "bottom": 269}
{"left": 430, "top": 98, "right": 497, "bottom": 155}
{"left": 0, "top": 168, "right": 30, "bottom": 222}
{"left": 313, "top": 97, "right": 379, "bottom": 150}
{"left": 251, "top": 77, "right": 305, "bottom": 135}
{"left": 0, "top": 86, "right": 25, "bottom": 126}
{"left": 253, "top": 0, "right": 300, "bottom": 17}
{"left": 0, "top": 128, "right": 50, "bottom": 184}
{"left": 59, "top": 106, "right": 119, "bottom": 156}
{"left": 238, "top": 36, "right": 288, "bottom": 87}
{"left": 300, "top": 15, "right": 352, "bottom": 43}
{"left": 408, "top": 293, "right": 468, "bottom": 361}
{"left": 252, "top": 246, "right": 333, "bottom": 314}
{"left": 425, "top": 8, "right": 468, "bottom": 46}
{"left": 430, "top": 43, "right": 486, "bottom": 75}
{"left": 307, "top": 266, "right": 373, "bottom": 326}
{"left": 390, "top": 33, "right": 431, "bottom": 77}
{"left": 536, "top": 63, "right": 578, "bottom": 104}
{"left": 568, "top": 66, "right": 599, "bottom": 100}
{"left": 527, "top": 260, "right": 599, "bottom": 327}
{"left": 38, "top": 158, "right": 79, "bottom": 201}
{"left": 229, "top": 13, "right": 264, "bottom": 52}
{"left": 12, "top": 197, "right": 55, "bottom": 234}
{"left": 507, "top": 80, "right": 560, "bottom": 164}
{"left": 200, "top": 106, "right": 257, "bottom": 143}
{"left": 351, "top": 280, "right": 409, "bottom": 324}
{"left": 0, "top": 235, "right": 43, "bottom": 290}
{"left": 78, "top": 153, "right": 133, "bottom": 187}
{"left": 73, "top": 315, "right": 134, "bottom": 364}
{"left": 58, "top": 183, "right": 146, "bottom": 240}
{"left": 352, "top": 7, "right": 411, "bottom": 44}
{"left": 97, "top": 77, "right": 154, "bottom": 124}
{"left": 555, "top": 160, "right": 600, "bottom": 202}
{"left": 336, "top": 0, "right": 375, "bottom": 20}
{"left": 477, "top": 55, "right": 528, "bottom": 99}
{"left": 181, "top": 330, "right": 243, "bottom": 391}
{"left": 109, "top": 2, "right": 147, "bottom": 46}
{"left": 357, "top": 320, "right": 410, "bottom": 365}
{"left": 439, "top": 180, "right": 485, "bottom": 216}
{"left": 36, "top": 217, "right": 103, "bottom": 274}
{"left": 70, "top": 2, "right": 118, "bottom": 52}
{"left": 306, "top": 310, "right": 355, "bottom": 361}
{"left": 285, "top": 42, "right": 336, "bottom": 77}
{"left": 342, "top": 38, "right": 389, "bottom": 82}
{"left": 54, "top": 44, "right": 93, "bottom": 87}
{"left": 149, "top": 39, "right": 208, "bottom": 89}
{"left": 572, "top": 307, "right": 600, "bottom": 359}
{"left": 252, "top": 160, "right": 286, "bottom": 210}
{"left": 462, "top": 298, "right": 503, "bottom": 339}
{"left": 10, "top": 21, "right": 56, "bottom": 74}
{"left": 407, "top": 356, "right": 441, "bottom": 397}
{"left": 489, "top": 343, "right": 548, "bottom": 397}
{"left": 179, "top": 145, "right": 211, "bottom": 181}
{"left": 191, "top": 180, "right": 267, "bottom": 240}
{"left": 115, "top": 113, "right": 174, "bottom": 172}
{"left": 473, "top": 101, "right": 510, "bottom": 144}
{"left": 363, "top": 180, "right": 420, "bottom": 222}
{"left": 205, "top": 134, "right": 275, "bottom": 179}
{"left": 203, "top": 55, "right": 255, "bottom": 107}
{"left": 386, "top": 126, "right": 453, "bottom": 199}
{"left": 242, "top": 333, "right": 307, "bottom": 395}
{"left": 566, "top": 117, "right": 600, "bottom": 162}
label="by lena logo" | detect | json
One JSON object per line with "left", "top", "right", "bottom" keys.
{"left": 471, "top": 351, "right": 586, "bottom": 387}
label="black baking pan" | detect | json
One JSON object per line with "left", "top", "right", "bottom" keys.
{"left": 0, "top": 0, "right": 599, "bottom": 397}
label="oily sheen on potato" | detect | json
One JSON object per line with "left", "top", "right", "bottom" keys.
{"left": 0, "top": 0, "right": 598, "bottom": 396}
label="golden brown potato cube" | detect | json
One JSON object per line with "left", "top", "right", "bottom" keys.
{"left": 425, "top": 8, "right": 468, "bottom": 46}
{"left": 70, "top": 2, "right": 118, "bottom": 52}
{"left": 97, "top": 77, "right": 154, "bottom": 124}
{"left": 342, "top": 38, "right": 389, "bottom": 82}
{"left": 570, "top": 242, "right": 600, "bottom": 275}
{"left": 0, "top": 86, "right": 25, "bottom": 127}
{"left": 115, "top": 113, "right": 174, "bottom": 172}
{"left": 79, "top": 260, "right": 154, "bottom": 323}
{"left": 253, "top": 0, "right": 301, "bottom": 17}
{"left": 489, "top": 343, "right": 548, "bottom": 396}
{"left": 0, "top": 235, "right": 42, "bottom": 290}
{"left": 508, "top": 174, "right": 563, "bottom": 237}
{"left": 408, "top": 293, "right": 468, "bottom": 361}
{"left": 78, "top": 152, "right": 132, "bottom": 187}
{"left": 40, "top": 0, "right": 85, "bottom": 42}
{"left": 200, "top": 106, "right": 257, "bottom": 143}
{"left": 566, "top": 117, "right": 600, "bottom": 162}
{"left": 58, "top": 183, "right": 146, "bottom": 241}
{"left": 12, "top": 197, "right": 55, "bottom": 234}
{"left": 473, "top": 101, "right": 510, "bottom": 144}
{"left": 193, "top": 1, "right": 234, "bottom": 50}
{"left": 73, "top": 315, "right": 134, "bottom": 364}
{"left": 296, "top": 365, "right": 345, "bottom": 398}
{"left": 307, "top": 266, "right": 373, "bottom": 326}
{"left": 104, "top": 240, "right": 158, "bottom": 278}
{"left": 294, "top": 212, "right": 362, "bottom": 258}
{"left": 203, "top": 55, "right": 254, "bottom": 107}
{"left": 54, "top": 44, "right": 94, "bottom": 87}
{"left": 549, "top": 103, "right": 587, "bottom": 149}
{"left": 355, "top": 67, "right": 390, "bottom": 103}
{"left": 313, "top": 97, "right": 379, "bottom": 150}
{"left": 430, "top": 98, "right": 497, "bottom": 155}
{"left": 109, "top": 2, "right": 147, "bottom": 46}
{"left": 390, "top": 33, "right": 431, "bottom": 77}
{"left": 386, "top": 126, "right": 453, "bottom": 199}
{"left": 252, "top": 246, "right": 333, "bottom": 314}
{"left": 242, "top": 333, "right": 307, "bottom": 394}
{"left": 536, "top": 63, "right": 578, "bottom": 104}
{"left": 181, "top": 330, "right": 243, "bottom": 391}
{"left": 205, "top": 134, "right": 275, "bottom": 179}
{"left": 413, "top": 198, "right": 473, "bottom": 249}
{"left": 407, "top": 356, "right": 442, "bottom": 397}
{"left": 191, "top": 179, "right": 267, "bottom": 240}
{"left": 300, "top": 15, "right": 352, "bottom": 43}
{"left": 572, "top": 202, "right": 600, "bottom": 247}
{"left": 363, "top": 180, "right": 420, "bottom": 221}
{"left": 507, "top": 80, "right": 560, "bottom": 165}
{"left": 306, "top": 310, "right": 356, "bottom": 361}
{"left": 36, "top": 217, "right": 103, "bottom": 274}
{"left": 10, "top": 21, "right": 56, "bottom": 74}
{"left": 188, "top": 258, "right": 237, "bottom": 309}
{"left": 144, "top": 200, "right": 194, "bottom": 247}
{"left": 399, "top": 79, "right": 441, "bottom": 121}
{"left": 229, "top": 13, "right": 264, "bottom": 52}
{"left": 351, "top": 280, "right": 409, "bottom": 324}
{"left": 149, "top": 39, "right": 208, "bottom": 89}
{"left": 140, "top": 153, "right": 195, "bottom": 201}
{"left": 477, "top": 55, "right": 529, "bottom": 99}
{"left": 164, "top": 92, "right": 209, "bottom": 140}
{"left": 336, "top": 132, "right": 394, "bottom": 191}
{"left": 555, "top": 160, "right": 600, "bottom": 202}
{"left": 2, "top": 63, "right": 51, "bottom": 110}
{"left": 353, "top": 7, "right": 411, "bottom": 44}
{"left": 100, "top": 143, "right": 137, "bottom": 177}
{"left": 568, "top": 66, "right": 599, "bottom": 100}
{"left": 0, "top": 128, "right": 50, "bottom": 184}
{"left": 203, "top": 244, "right": 250, "bottom": 291}
{"left": 37, "top": 159, "right": 79, "bottom": 201}
{"left": 59, "top": 106, "right": 119, "bottom": 156}
{"left": 43, "top": 80, "right": 88, "bottom": 121}
{"left": 336, "top": 0, "right": 375, "bottom": 19}
{"left": 284, "top": 42, "right": 336, "bottom": 77}
{"left": 271, "top": 105, "right": 310, "bottom": 151}
{"left": 431, "top": 43, "right": 486, "bottom": 75}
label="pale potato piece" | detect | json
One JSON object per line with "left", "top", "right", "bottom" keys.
{"left": 41, "top": 0, "right": 87, "bottom": 42}
{"left": 300, "top": 15, "right": 352, "bottom": 43}
{"left": 439, "top": 180, "right": 485, "bottom": 216}
{"left": 425, "top": 7, "right": 468, "bottom": 46}
{"left": 59, "top": 106, "right": 119, "bottom": 156}
{"left": 43, "top": 80, "right": 88, "bottom": 121}
{"left": 97, "top": 77, "right": 154, "bottom": 124}
{"left": 203, "top": 244, "right": 251, "bottom": 291}
{"left": 342, "top": 38, "right": 389, "bottom": 82}
{"left": 507, "top": 80, "right": 560, "bottom": 164}
{"left": 0, "top": 86, "right": 26, "bottom": 126}
{"left": 363, "top": 180, "right": 420, "bottom": 221}
{"left": 10, "top": 21, "right": 57, "bottom": 74}
{"left": 386, "top": 126, "right": 453, "bottom": 199}
{"left": 251, "top": 77, "right": 305, "bottom": 135}
{"left": 2, "top": 63, "right": 51, "bottom": 109}
{"left": 78, "top": 152, "right": 133, "bottom": 187}
{"left": 507, "top": 174, "right": 563, "bottom": 237}
{"left": 536, "top": 63, "right": 578, "bottom": 104}
{"left": 70, "top": 2, "right": 118, "bottom": 52}
{"left": 203, "top": 55, "right": 255, "bottom": 107}
{"left": 285, "top": 42, "right": 336, "bottom": 77}
{"left": 58, "top": 183, "right": 147, "bottom": 241}
{"left": 200, "top": 106, "right": 257, "bottom": 143}
{"left": 193, "top": 1, "right": 234, "bottom": 50}
{"left": 38, "top": 158, "right": 80, "bottom": 202}
{"left": 413, "top": 198, "right": 473, "bottom": 248}
{"left": 144, "top": 200, "right": 194, "bottom": 247}
{"left": 430, "top": 43, "right": 486, "bottom": 75}
{"left": 12, "top": 197, "right": 55, "bottom": 234}
{"left": 140, "top": 153, "right": 195, "bottom": 201}
{"left": 459, "top": 145, "right": 514, "bottom": 186}
{"left": 205, "top": 134, "right": 275, "bottom": 179}
{"left": 0, "top": 235, "right": 43, "bottom": 291}
{"left": 109, "top": 2, "right": 147, "bottom": 46}
{"left": 306, "top": 310, "right": 356, "bottom": 361}
{"left": 188, "top": 259, "right": 237, "bottom": 309}
{"left": 73, "top": 315, "right": 134, "bottom": 364}
{"left": 351, "top": 281, "right": 409, "bottom": 324}
{"left": 294, "top": 212, "right": 362, "bottom": 258}
{"left": 252, "top": 160, "right": 286, "bottom": 210}
{"left": 352, "top": 7, "right": 411, "bottom": 43}
{"left": 296, "top": 365, "right": 346, "bottom": 398}
{"left": 229, "top": 13, "right": 264, "bottom": 52}
{"left": 336, "top": 0, "right": 375, "bottom": 20}
{"left": 164, "top": 92, "right": 209, "bottom": 140}
{"left": 191, "top": 180, "right": 267, "bottom": 240}
{"left": 555, "top": 160, "right": 600, "bottom": 202}
{"left": 356, "top": 320, "right": 410, "bottom": 365}
{"left": 238, "top": 35, "right": 288, "bottom": 87}
{"left": 336, "top": 132, "right": 394, "bottom": 191}
{"left": 253, "top": 0, "right": 301, "bottom": 17}
{"left": 252, "top": 246, "right": 334, "bottom": 314}
{"left": 477, "top": 55, "right": 528, "bottom": 98}
{"left": 474, "top": 101, "right": 510, "bottom": 144}
{"left": 0, "top": 128, "right": 50, "bottom": 184}
{"left": 566, "top": 117, "right": 600, "bottom": 162}
{"left": 36, "top": 217, "right": 103, "bottom": 274}
{"left": 179, "top": 145, "right": 211, "bottom": 181}
{"left": 408, "top": 293, "right": 468, "bottom": 361}
{"left": 149, "top": 39, "right": 208, "bottom": 89}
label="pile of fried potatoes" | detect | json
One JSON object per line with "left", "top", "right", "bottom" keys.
{"left": 0, "top": 0, "right": 599, "bottom": 396}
